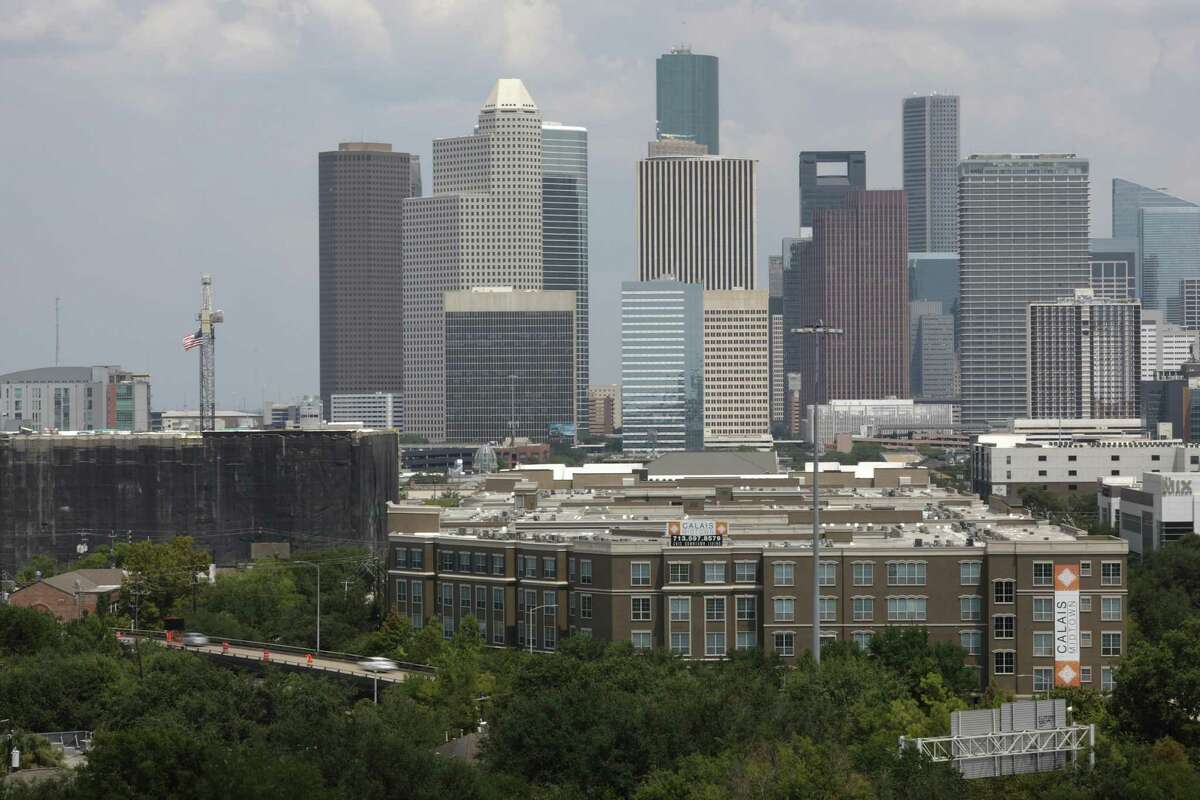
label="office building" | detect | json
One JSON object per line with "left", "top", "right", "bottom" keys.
{"left": 911, "top": 301, "right": 956, "bottom": 401}
{"left": 621, "top": 281, "right": 704, "bottom": 452}
{"left": 909, "top": 252, "right": 959, "bottom": 331}
{"left": 768, "top": 255, "right": 785, "bottom": 427}
{"left": 330, "top": 392, "right": 402, "bottom": 429}
{"left": 1089, "top": 238, "right": 1138, "bottom": 301}
{"left": 443, "top": 288, "right": 574, "bottom": 444}
{"left": 636, "top": 156, "right": 757, "bottom": 289}
{"left": 403, "top": 79, "right": 545, "bottom": 442}
{"left": 1026, "top": 291, "right": 1141, "bottom": 420}
{"left": 1101, "top": 471, "right": 1200, "bottom": 555}
{"left": 782, "top": 234, "right": 811, "bottom": 428}
{"left": 902, "top": 94, "right": 960, "bottom": 252}
{"left": 0, "top": 366, "right": 150, "bottom": 432}
{"left": 1183, "top": 279, "right": 1200, "bottom": 330}
{"left": 655, "top": 46, "right": 719, "bottom": 154}
{"left": 318, "top": 143, "right": 421, "bottom": 417}
{"left": 703, "top": 289, "right": 771, "bottom": 448}
{"left": 648, "top": 136, "right": 708, "bottom": 158}
{"left": 959, "top": 154, "right": 1091, "bottom": 431}
{"left": 1141, "top": 311, "right": 1197, "bottom": 380}
{"left": 798, "top": 151, "right": 866, "bottom": 228}
{"left": 804, "top": 398, "right": 956, "bottom": 445}
{"left": 587, "top": 393, "right": 615, "bottom": 436}
{"left": 797, "top": 191, "right": 909, "bottom": 410}
{"left": 1112, "top": 178, "right": 1196, "bottom": 241}
{"left": 588, "top": 385, "right": 621, "bottom": 430}
{"left": 543, "top": 122, "right": 590, "bottom": 435}
{"left": 1140, "top": 206, "right": 1200, "bottom": 323}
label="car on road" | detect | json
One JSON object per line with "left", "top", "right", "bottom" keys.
{"left": 357, "top": 656, "right": 398, "bottom": 673}
{"left": 181, "top": 632, "right": 210, "bottom": 647}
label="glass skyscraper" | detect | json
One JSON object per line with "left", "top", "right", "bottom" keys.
{"left": 1112, "top": 178, "right": 1196, "bottom": 241}
{"left": 1141, "top": 206, "right": 1200, "bottom": 324}
{"left": 542, "top": 122, "right": 589, "bottom": 435}
{"left": 655, "top": 47, "right": 719, "bottom": 155}
{"left": 902, "top": 94, "right": 959, "bottom": 252}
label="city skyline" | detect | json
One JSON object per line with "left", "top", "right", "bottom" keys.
{"left": 3, "top": 2, "right": 1200, "bottom": 409}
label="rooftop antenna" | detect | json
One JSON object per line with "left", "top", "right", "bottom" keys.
{"left": 54, "top": 297, "right": 61, "bottom": 366}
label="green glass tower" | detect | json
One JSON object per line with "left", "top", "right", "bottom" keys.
{"left": 655, "top": 47, "right": 719, "bottom": 155}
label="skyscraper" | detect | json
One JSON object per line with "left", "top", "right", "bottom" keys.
{"left": 318, "top": 142, "right": 421, "bottom": 418}
{"left": 703, "top": 289, "right": 771, "bottom": 448}
{"left": 1088, "top": 238, "right": 1138, "bottom": 301}
{"left": 1140, "top": 206, "right": 1200, "bottom": 324}
{"left": 1141, "top": 311, "right": 1198, "bottom": 380}
{"left": 958, "top": 154, "right": 1090, "bottom": 430}
{"left": 902, "top": 94, "right": 960, "bottom": 252}
{"left": 655, "top": 46, "right": 719, "bottom": 155}
{"left": 797, "top": 191, "right": 909, "bottom": 409}
{"left": 798, "top": 151, "right": 866, "bottom": 228}
{"left": 910, "top": 301, "right": 955, "bottom": 401}
{"left": 542, "top": 122, "right": 590, "bottom": 435}
{"left": 403, "top": 79, "right": 544, "bottom": 442}
{"left": 909, "top": 252, "right": 960, "bottom": 347}
{"left": 768, "top": 256, "right": 785, "bottom": 427}
{"left": 636, "top": 156, "right": 757, "bottom": 289}
{"left": 1112, "top": 178, "right": 1196, "bottom": 241}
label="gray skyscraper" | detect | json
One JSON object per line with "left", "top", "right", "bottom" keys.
{"left": 959, "top": 154, "right": 1090, "bottom": 430}
{"left": 655, "top": 46, "right": 719, "bottom": 155}
{"left": 318, "top": 142, "right": 421, "bottom": 418}
{"left": 910, "top": 301, "right": 955, "bottom": 401}
{"left": 542, "top": 122, "right": 589, "bottom": 435}
{"left": 798, "top": 151, "right": 866, "bottom": 228}
{"left": 1112, "top": 178, "right": 1196, "bottom": 241}
{"left": 1141, "top": 206, "right": 1200, "bottom": 324}
{"left": 902, "top": 94, "right": 959, "bottom": 252}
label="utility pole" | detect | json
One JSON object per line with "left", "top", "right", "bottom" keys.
{"left": 792, "top": 321, "right": 844, "bottom": 664}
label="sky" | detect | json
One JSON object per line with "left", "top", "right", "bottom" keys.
{"left": 3, "top": 0, "right": 1199, "bottom": 410}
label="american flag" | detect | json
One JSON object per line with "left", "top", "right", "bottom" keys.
{"left": 182, "top": 330, "right": 204, "bottom": 351}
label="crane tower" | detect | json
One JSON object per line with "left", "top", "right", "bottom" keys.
{"left": 197, "top": 275, "right": 224, "bottom": 431}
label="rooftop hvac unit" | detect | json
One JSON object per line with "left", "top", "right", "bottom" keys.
{"left": 914, "top": 538, "right": 924, "bottom": 547}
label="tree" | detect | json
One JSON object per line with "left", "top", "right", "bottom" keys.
{"left": 121, "top": 537, "right": 211, "bottom": 623}
{"left": 15, "top": 554, "right": 58, "bottom": 585}
{"left": 0, "top": 605, "right": 61, "bottom": 657}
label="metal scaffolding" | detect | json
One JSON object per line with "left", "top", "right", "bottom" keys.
{"left": 196, "top": 275, "right": 224, "bottom": 432}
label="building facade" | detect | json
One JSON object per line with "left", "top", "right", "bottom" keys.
{"left": 1112, "top": 178, "right": 1196, "bottom": 241}
{"left": 798, "top": 151, "right": 866, "bottom": 228}
{"left": 621, "top": 281, "right": 704, "bottom": 453}
{"left": 959, "top": 154, "right": 1091, "bottom": 430}
{"left": 804, "top": 398, "right": 956, "bottom": 445}
{"left": 587, "top": 385, "right": 621, "bottom": 430}
{"left": 911, "top": 301, "right": 956, "bottom": 401}
{"left": 909, "top": 252, "right": 960, "bottom": 346}
{"left": 330, "top": 392, "right": 402, "bottom": 429}
{"left": 1100, "top": 471, "right": 1200, "bottom": 555}
{"left": 648, "top": 136, "right": 709, "bottom": 158}
{"left": 1141, "top": 311, "right": 1197, "bottom": 380}
{"left": 902, "top": 94, "right": 959, "bottom": 252}
{"left": 703, "top": 289, "right": 771, "bottom": 448}
{"left": 655, "top": 46, "right": 719, "bottom": 155}
{"left": 1088, "top": 238, "right": 1138, "bottom": 301}
{"left": 318, "top": 143, "right": 421, "bottom": 418}
{"left": 0, "top": 366, "right": 151, "bottom": 432}
{"left": 1183, "top": 279, "right": 1200, "bottom": 331}
{"left": 1140, "top": 206, "right": 1200, "bottom": 324}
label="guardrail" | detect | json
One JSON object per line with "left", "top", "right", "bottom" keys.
{"left": 35, "top": 731, "right": 93, "bottom": 753}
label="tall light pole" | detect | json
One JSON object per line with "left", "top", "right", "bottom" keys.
{"left": 526, "top": 603, "right": 557, "bottom": 654}
{"left": 291, "top": 560, "right": 321, "bottom": 653}
{"left": 792, "top": 321, "right": 844, "bottom": 664}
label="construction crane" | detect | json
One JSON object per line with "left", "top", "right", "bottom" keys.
{"left": 196, "top": 275, "right": 224, "bottom": 431}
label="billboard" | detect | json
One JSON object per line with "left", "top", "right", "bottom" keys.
{"left": 666, "top": 519, "right": 728, "bottom": 546}
{"left": 1054, "top": 563, "right": 1081, "bottom": 687}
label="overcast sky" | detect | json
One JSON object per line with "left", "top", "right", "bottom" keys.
{"left": 3, "top": 0, "right": 1199, "bottom": 410}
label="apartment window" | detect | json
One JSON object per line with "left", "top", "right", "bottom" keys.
{"left": 735, "top": 561, "right": 756, "bottom": 583}
{"left": 1079, "top": 561, "right": 1092, "bottom": 577}
{"left": 493, "top": 622, "right": 504, "bottom": 645}
{"left": 569, "top": 592, "right": 577, "bottom": 617}
{"left": 475, "top": 586, "right": 487, "bottom": 612}
{"left": 1102, "top": 667, "right": 1116, "bottom": 692}
{"left": 705, "top": 596, "right": 725, "bottom": 622}
{"left": 959, "top": 561, "right": 982, "bottom": 585}
{"left": 994, "top": 651, "right": 1015, "bottom": 675}
{"left": 960, "top": 630, "right": 982, "bottom": 656}
{"left": 1102, "top": 632, "right": 1122, "bottom": 657}
{"left": 1033, "top": 667, "right": 1053, "bottom": 693}
{"left": 542, "top": 557, "right": 557, "bottom": 579}
{"left": 544, "top": 625, "right": 556, "bottom": 650}
{"left": 1033, "top": 597, "right": 1053, "bottom": 622}
{"left": 410, "top": 549, "right": 424, "bottom": 570}
{"left": 1068, "top": 455, "right": 1077, "bottom": 462}
{"left": 460, "top": 585, "right": 471, "bottom": 609}
{"left": 736, "top": 631, "right": 756, "bottom": 651}
{"left": 853, "top": 562, "right": 874, "bottom": 586}
{"left": 568, "top": 557, "right": 576, "bottom": 582}
{"left": 1101, "top": 597, "right": 1122, "bottom": 621}
{"left": 994, "top": 580, "right": 1015, "bottom": 604}
{"left": 631, "top": 631, "right": 652, "bottom": 651}
{"left": 1033, "top": 632, "right": 1053, "bottom": 657}
{"left": 458, "top": 552, "right": 472, "bottom": 572}
{"left": 631, "top": 562, "right": 651, "bottom": 587}
{"left": 579, "top": 594, "right": 592, "bottom": 620}
{"left": 852, "top": 596, "right": 873, "bottom": 622}
{"left": 705, "top": 632, "right": 726, "bottom": 657}
{"left": 1081, "top": 630, "right": 1093, "bottom": 648}
{"left": 670, "top": 631, "right": 690, "bottom": 655}
{"left": 491, "top": 554, "right": 504, "bottom": 575}
{"left": 394, "top": 547, "right": 408, "bottom": 569}
{"left": 960, "top": 595, "right": 982, "bottom": 622}
{"left": 773, "top": 561, "right": 795, "bottom": 587}
{"left": 670, "top": 596, "right": 690, "bottom": 622}
{"left": 579, "top": 627, "right": 592, "bottom": 639}
{"left": 1038, "top": 470, "right": 1047, "bottom": 477}
{"left": 492, "top": 587, "right": 503, "bottom": 611}
{"left": 410, "top": 581, "right": 423, "bottom": 621}
{"left": 774, "top": 631, "right": 795, "bottom": 657}
{"left": 1032, "top": 562, "right": 1053, "bottom": 587}
{"left": 773, "top": 597, "right": 795, "bottom": 623}
{"left": 1101, "top": 562, "right": 1122, "bottom": 586}
{"left": 819, "top": 597, "right": 837, "bottom": 623}
{"left": 818, "top": 561, "right": 837, "bottom": 587}
{"left": 395, "top": 580, "right": 407, "bottom": 607}
{"left": 736, "top": 596, "right": 756, "bottom": 622}
{"left": 1081, "top": 595, "right": 1093, "bottom": 613}
{"left": 887, "top": 596, "right": 927, "bottom": 621}
{"left": 631, "top": 596, "right": 651, "bottom": 622}
{"left": 704, "top": 562, "right": 726, "bottom": 584}
{"left": 474, "top": 553, "right": 487, "bottom": 573}
{"left": 852, "top": 631, "right": 874, "bottom": 651}
{"left": 887, "top": 561, "right": 926, "bottom": 586}
{"left": 439, "top": 551, "right": 454, "bottom": 571}
{"left": 443, "top": 618, "right": 455, "bottom": 640}
{"left": 993, "top": 615, "right": 1015, "bottom": 639}
{"left": 1037, "top": 455, "right": 1047, "bottom": 462}
{"left": 580, "top": 559, "right": 592, "bottom": 584}
{"left": 1068, "top": 470, "right": 1077, "bottom": 477}
{"left": 1081, "top": 666, "right": 1092, "bottom": 684}
{"left": 669, "top": 562, "right": 691, "bottom": 584}
{"left": 440, "top": 584, "right": 453, "bottom": 612}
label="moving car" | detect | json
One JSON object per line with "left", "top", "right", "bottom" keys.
{"left": 357, "top": 656, "right": 398, "bottom": 673}
{"left": 181, "top": 632, "right": 210, "bottom": 647}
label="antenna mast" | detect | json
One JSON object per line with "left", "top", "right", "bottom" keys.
{"left": 197, "top": 275, "right": 224, "bottom": 431}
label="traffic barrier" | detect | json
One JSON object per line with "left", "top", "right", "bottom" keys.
{"left": 262, "top": 649, "right": 270, "bottom": 663}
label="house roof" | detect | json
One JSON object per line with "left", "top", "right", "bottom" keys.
{"left": 41, "top": 569, "right": 126, "bottom": 594}
{"left": 646, "top": 451, "right": 780, "bottom": 477}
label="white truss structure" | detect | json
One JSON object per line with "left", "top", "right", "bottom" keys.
{"left": 901, "top": 723, "right": 1094, "bottom": 778}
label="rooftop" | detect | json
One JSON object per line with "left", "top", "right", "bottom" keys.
{"left": 482, "top": 78, "right": 537, "bottom": 112}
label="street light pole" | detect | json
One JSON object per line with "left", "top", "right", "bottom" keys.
{"left": 792, "top": 321, "right": 844, "bottom": 664}
{"left": 526, "top": 604, "right": 557, "bottom": 654}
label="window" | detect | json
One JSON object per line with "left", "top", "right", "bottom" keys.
{"left": 773, "top": 562, "right": 795, "bottom": 587}
{"left": 736, "top": 596, "right": 756, "bottom": 622}
{"left": 460, "top": 585, "right": 471, "bottom": 609}
{"left": 474, "top": 553, "right": 487, "bottom": 573}
{"left": 1032, "top": 562, "right": 1053, "bottom": 587}
{"left": 631, "top": 562, "right": 651, "bottom": 587}
{"left": 568, "top": 557, "right": 576, "bottom": 582}
{"left": 394, "top": 547, "right": 408, "bottom": 569}
{"left": 736, "top": 631, "right": 756, "bottom": 651}
{"left": 735, "top": 561, "right": 756, "bottom": 583}
{"left": 491, "top": 554, "right": 505, "bottom": 576}
{"left": 410, "top": 549, "right": 424, "bottom": 570}
{"left": 1099, "top": 596, "right": 1122, "bottom": 621}
{"left": 774, "top": 631, "right": 795, "bottom": 657}
{"left": 493, "top": 623, "right": 504, "bottom": 645}
{"left": 569, "top": 591, "right": 577, "bottom": 617}
{"left": 579, "top": 627, "right": 592, "bottom": 639}
{"left": 1033, "top": 597, "right": 1053, "bottom": 622}
{"left": 395, "top": 579, "right": 407, "bottom": 607}
{"left": 1068, "top": 470, "right": 1077, "bottom": 477}
{"left": 580, "top": 559, "right": 592, "bottom": 585}
{"left": 887, "top": 596, "right": 927, "bottom": 621}
{"left": 669, "top": 562, "right": 691, "bottom": 584}
{"left": 670, "top": 631, "right": 690, "bottom": 655}
{"left": 818, "top": 561, "right": 836, "bottom": 587}
{"left": 704, "top": 562, "right": 726, "bottom": 584}
{"left": 960, "top": 595, "right": 982, "bottom": 622}
{"left": 705, "top": 632, "right": 726, "bottom": 657}
{"left": 475, "top": 586, "right": 487, "bottom": 612}
{"left": 705, "top": 596, "right": 726, "bottom": 622}
{"left": 1038, "top": 470, "right": 1047, "bottom": 477}
{"left": 1102, "top": 632, "right": 1122, "bottom": 657}
{"left": 853, "top": 562, "right": 874, "bottom": 586}
{"left": 960, "top": 630, "right": 982, "bottom": 656}
{"left": 773, "top": 597, "right": 795, "bottom": 622}
{"left": 887, "top": 561, "right": 926, "bottom": 586}
{"left": 631, "top": 631, "right": 652, "bottom": 651}
{"left": 670, "top": 596, "right": 690, "bottom": 622}
{"left": 1081, "top": 630, "right": 1092, "bottom": 648}
{"left": 1102, "top": 562, "right": 1122, "bottom": 586}
{"left": 579, "top": 594, "right": 592, "bottom": 620}
{"left": 443, "top": 617, "right": 455, "bottom": 639}
{"left": 440, "top": 584, "right": 453, "bottom": 611}
{"left": 994, "top": 580, "right": 1015, "bottom": 604}
{"left": 1080, "top": 561, "right": 1092, "bottom": 577}
{"left": 1033, "top": 632, "right": 1053, "bottom": 657}
{"left": 1068, "top": 454, "right": 1077, "bottom": 462}
{"left": 1033, "top": 667, "right": 1053, "bottom": 692}
{"left": 1081, "top": 595, "right": 1093, "bottom": 613}
{"left": 993, "top": 615, "right": 1015, "bottom": 639}
{"left": 959, "top": 561, "right": 982, "bottom": 585}
{"left": 631, "top": 596, "right": 651, "bottom": 622}
{"left": 1038, "top": 454, "right": 1047, "bottom": 462}
{"left": 852, "top": 631, "right": 874, "bottom": 651}
{"left": 439, "top": 551, "right": 453, "bottom": 571}
{"left": 819, "top": 597, "right": 836, "bottom": 622}
{"left": 1102, "top": 667, "right": 1116, "bottom": 692}
{"left": 544, "top": 625, "right": 556, "bottom": 650}
{"left": 458, "top": 552, "right": 472, "bottom": 572}
{"left": 1081, "top": 666, "right": 1092, "bottom": 684}
{"left": 994, "top": 651, "right": 1015, "bottom": 675}
{"left": 1111, "top": 455, "right": 1120, "bottom": 462}
{"left": 542, "top": 557, "right": 557, "bottom": 579}
{"left": 852, "top": 596, "right": 873, "bottom": 622}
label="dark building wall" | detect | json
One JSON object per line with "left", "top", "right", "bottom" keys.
{"left": 798, "top": 151, "right": 866, "bottom": 228}
{"left": 655, "top": 49, "right": 719, "bottom": 155}
{"left": 0, "top": 431, "right": 399, "bottom": 573}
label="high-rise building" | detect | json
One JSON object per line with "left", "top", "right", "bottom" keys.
{"left": 1089, "top": 238, "right": 1138, "bottom": 301}
{"left": 902, "top": 94, "right": 960, "bottom": 252}
{"left": 647, "top": 136, "right": 708, "bottom": 158}
{"left": 443, "top": 288, "right": 574, "bottom": 443}
{"left": 1026, "top": 290, "right": 1141, "bottom": 420}
{"left": 636, "top": 156, "right": 757, "bottom": 289}
{"left": 1141, "top": 310, "right": 1198, "bottom": 380}
{"left": 586, "top": 385, "right": 619, "bottom": 436}
{"left": 330, "top": 393, "right": 402, "bottom": 429}
{"left": 1140, "top": 206, "right": 1200, "bottom": 324}
{"left": 909, "top": 252, "right": 960, "bottom": 347}
{"left": 1112, "top": 178, "right": 1196, "bottom": 241}
{"left": 655, "top": 46, "right": 719, "bottom": 155}
{"left": 1182, "top": 279, "right": 1200, "bottom": 331}
{"left": 782, "top": 235, "right": 811, "bottom": 428}
{"left": 587, "top": 384, "right": 622, "bottom": 429}
{"left": 798, "top": 151, "right": 866, "bottom": 228}
{"left": 542, "top": 122, "right": 590, "bottom": 436}
{"left": 319, "top": 142, "right": 421, "bottom": 418}
{"left": 958, "top": 154, "right": 1090, "bottom": 430}
{"left": 403, "top": 79, "right": 545, "bottom": 442}
{"left": 0, "top": 366, "right": 151, "bottom": 432}
{"left": 910, "top": 301, "right": 956, "bottom": 401}
{"left": 768, "top": 256, "right": 785, "bottom": 428}
{"left": 621, "top": 281, "right": 704, "bottom": 452}
{"left": 703, "top": 289, "right": 771, "bottom": 448}
{"left": 797, "top": 191, "right": 909, "bottom": 409}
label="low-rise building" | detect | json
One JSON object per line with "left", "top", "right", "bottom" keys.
{"left": 804, "top": 398, "right": 956, "bottom": 445}
{"left": 330, "top": 393, "right": 402, "bottom": 429}
{"left": 1099, "top": 471, "right": 1200, "bottom": 554}
{"left": 7, "top": 568, "right": 124, "bottom": 622}
{"left": 0, "top": 366, "right": 151, "bottom": 432}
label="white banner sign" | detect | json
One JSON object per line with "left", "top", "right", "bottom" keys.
{"left": 666, "top": 519, "right": 728, "bottom": 546}
{"left": 1054, "top": 563, "right": 1081, "bottom": 687}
